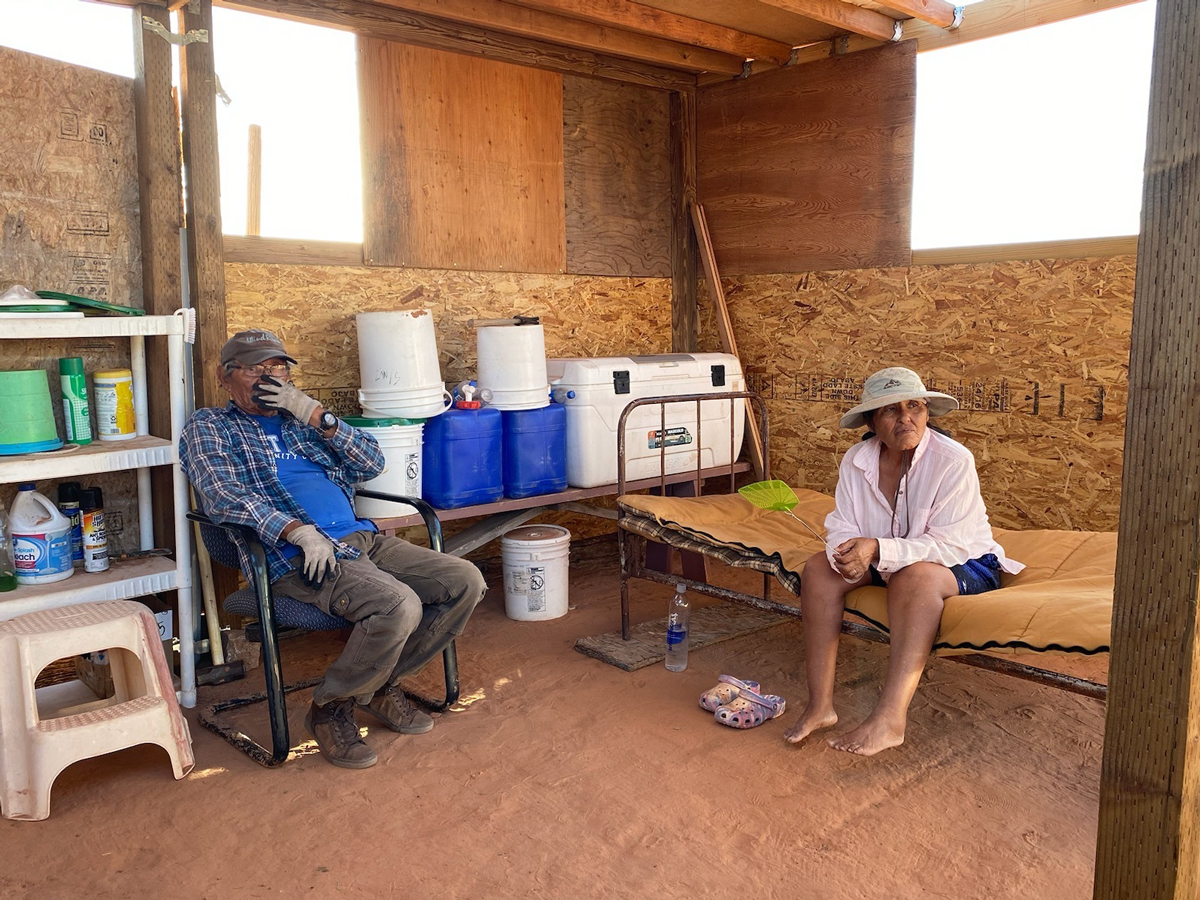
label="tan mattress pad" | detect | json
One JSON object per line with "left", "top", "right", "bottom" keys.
{"left": 618, "top": 489, "right": 1114, "bottom": 656}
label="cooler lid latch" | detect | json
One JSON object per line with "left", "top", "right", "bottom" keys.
{"left": 613, "top": 371, "right": 630, "bottom": 395}
{"left": 710, "top": 364, "right": 726, "bottom": 387}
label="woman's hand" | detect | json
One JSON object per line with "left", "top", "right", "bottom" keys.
{"left": 832, "top": 538, "right": 880, "bottom": 583}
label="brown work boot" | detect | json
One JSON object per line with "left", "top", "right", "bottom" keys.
{"left": 305, "top": 698, "right": 377, "bottom": 769}
{"left": 358, "top": 685, "right": 435, "bottom": 734}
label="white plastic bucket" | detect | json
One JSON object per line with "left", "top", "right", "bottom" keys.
{"left": 352, "top": 421, "right": 424, "bottom": 518}
{"left": 359, "top": 387, "right": 452, "bottom": 420}
{"left": 477, "top": 325, "right": 549, "bottom": 411}
{"left": 500, "top": 524, "right": 570, "bottom": 621}
{"left": 357, "top": 309, "right": 443, "bottom": 394}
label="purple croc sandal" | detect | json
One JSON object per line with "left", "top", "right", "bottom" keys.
{"left": 714, "top": 687, "right": 787, "bottom": 729}
{"left": 699, "top": 674, "right": 761, "bottom": 713}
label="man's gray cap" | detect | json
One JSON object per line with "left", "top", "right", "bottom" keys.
{"left": 220, "top": 329, "right": 298, "bottom": 367}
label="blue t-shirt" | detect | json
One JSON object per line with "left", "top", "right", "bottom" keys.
{"left": 257, "top": 415, "right": 375, "bottom": 557}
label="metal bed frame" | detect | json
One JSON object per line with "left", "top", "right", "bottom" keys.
{"left": 615, "top": 391, "right": 1108, "bottom": 701}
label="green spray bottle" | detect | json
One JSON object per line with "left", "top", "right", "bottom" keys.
{"left": 59, "top": 357, "right": 92, "bottom": 445}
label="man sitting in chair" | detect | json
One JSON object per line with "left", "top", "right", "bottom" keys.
{"left": 181, "top": 329, "right": 486, "bottom": 769}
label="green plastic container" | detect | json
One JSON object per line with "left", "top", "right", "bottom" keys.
{"left": 0, "top": 370, "right": 62, "bottom": 454}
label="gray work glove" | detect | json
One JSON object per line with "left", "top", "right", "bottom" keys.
{"left": 253, "top": 375, "right": 321, "bottom": 424}
{"left": 286, "top": 524, "right": 338, "bottom": 588}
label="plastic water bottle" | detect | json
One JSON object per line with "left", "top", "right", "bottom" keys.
{"left": 665, "top": 583, "right": 690, "bottom": 672}
{"left": 0, "top": 498, "right": 17, "bottom": 592}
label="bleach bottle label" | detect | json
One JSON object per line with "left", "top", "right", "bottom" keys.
{"left": 13, "top": 531, "right": 73, "bottom": 583}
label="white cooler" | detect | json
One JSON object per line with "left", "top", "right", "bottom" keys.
{"left": 547, "top": 353, "right": 746, "bottom": 488}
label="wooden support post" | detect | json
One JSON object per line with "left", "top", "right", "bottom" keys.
{"left": 1095, "top": 1, "right": 1200, "bottom": 896}
{"left": 178, "top": 0, "right": 227, "bottom": 411}
{"left": 132, "top": 4, "right": 184, "bottom": 551}
{"left": 178, "top": 0, "right": 238, "bottom": 619}
{"left": 690, "top": 202, "right": 765, "bottom": 481}
{"left": 669, "top": 89, "right": 698, "bottom": 353}
{"left": 246, "top": 123, "right": 262, "bottom": 236}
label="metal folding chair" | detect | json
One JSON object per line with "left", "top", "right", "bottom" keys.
{"left": 187, "top": 490, "right": 460, "bottom": 766}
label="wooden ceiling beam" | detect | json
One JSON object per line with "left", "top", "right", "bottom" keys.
{"left": 504, "top": 0, "right": 794, "bottom": 65}
{"left": 878, "top": 0, "right": 960, "bottom": 29}
{"left": 756, "top": 0, "right": 901, "bottom": 43}
{"left": 218, "top": 0, "right": 698, "bottom": 90}
{"left": 364, "top": 0, "right": 747, "bottom": 73}
{"left": 701, "top": 0, "right": 1147, "bottom": 84}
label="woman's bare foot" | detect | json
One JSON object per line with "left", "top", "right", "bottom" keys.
{"left": 827, "top": 716, "right": 905, "bottom": 756}
{"left": 783, "top": 707, "right": 838, "bottom": 744}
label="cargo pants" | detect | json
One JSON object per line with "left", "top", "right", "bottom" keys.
{"left": 273, "top": 530, "right": 487, "bottom": 707}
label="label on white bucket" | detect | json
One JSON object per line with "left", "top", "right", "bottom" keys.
{"left": 404, "top": 451, "right": 421, "bottom": 493}
{"left": 507, "top": 565, "right": 547, "bottom": 613}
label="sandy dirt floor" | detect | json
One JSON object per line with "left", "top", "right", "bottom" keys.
{"left": 1, "top": 541, "right": 1109, "bottom": 899}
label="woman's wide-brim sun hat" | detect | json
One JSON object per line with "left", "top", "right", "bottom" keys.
{"left": 839, "top": 367, "right": 959, "bottom": 429}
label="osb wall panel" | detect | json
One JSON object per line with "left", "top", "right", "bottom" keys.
{"left": 698, "top": 256, "right": 1135, "bottom": 533}
{"left": 696, "top": 41, "right": 914, "bottom": 274}
{"left": 0, "top": 47, "right": 141, "bottom": 551}
{"left": 563, "top": 75, "right": 670, "bottom": 277}
{"left": 0, "top": 46, "right": 142, "bottom": 305}
{"left": 359, "top": 39, "right": 566, "bottom": 274}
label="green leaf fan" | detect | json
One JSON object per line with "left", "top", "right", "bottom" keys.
{"left": 738, "top": 480, "right": 828, "bottom": 546}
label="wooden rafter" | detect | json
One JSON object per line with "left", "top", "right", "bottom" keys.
{"left": 706, "top": 0, "right": 1147, "bottom": 84}
{"left": 875, "top": 0, "right": 960, "bottom": 29}
{"left": 219, "top": 0, "right": 698, "bottom": 91}
{"left": 504, "top": 0, "right": 795, "bottom": 65}
{"left": 756, "top": 0, "right": 901, "bottom": 43}
{"left": 364, "top": 0, "right": 748, "bottom": 73}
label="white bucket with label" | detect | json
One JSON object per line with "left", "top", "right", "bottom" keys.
{"left": 477, "top": 324, "right": 550, "bottom": 411}
{"left": 357, "top": 308, "right": 444, "bottom": 396}
{"left": 348, "top": 418, "right": 424, "bottom": 518}
{"left": 500, "top": 524, "right": 570, "bottom": 621}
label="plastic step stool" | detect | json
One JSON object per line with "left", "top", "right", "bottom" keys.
{"left": 0, "top": 600, "right": 194, "bottom": 821}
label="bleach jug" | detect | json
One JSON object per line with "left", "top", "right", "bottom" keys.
{"left": 10, "top": 483, "right": 74, "bottom": 585}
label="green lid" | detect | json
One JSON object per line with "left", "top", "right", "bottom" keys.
{"left": 59, "top": 356, "right": 84, "bottom": 375}
{"left": 343, "top": 415, "right": 424, "bottom": 427}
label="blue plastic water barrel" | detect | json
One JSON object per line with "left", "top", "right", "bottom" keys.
{"left": 421, "top": 405, "right": 504, "bottom": 508}
{"left": 501, "top": 404, "right": 567, "bottom": 499}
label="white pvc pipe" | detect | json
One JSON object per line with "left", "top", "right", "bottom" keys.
{"left": 169, "top": 326, "right": 196, "bottom": 708}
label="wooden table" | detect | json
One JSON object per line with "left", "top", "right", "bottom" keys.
{"left": 373, "top": 462, "right": 751, "bottom": 556}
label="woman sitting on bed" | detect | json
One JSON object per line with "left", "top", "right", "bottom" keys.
{"left": 785, "top": 366, "right": 1023, "bottom": 756}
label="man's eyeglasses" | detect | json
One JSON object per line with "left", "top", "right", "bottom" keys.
{"left": 230, "top": 364, "right": 291, "bottom": 378}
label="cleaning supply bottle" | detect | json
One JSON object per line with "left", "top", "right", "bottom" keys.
{"left": 10, "top": 483, "right": 73, "bottom": 585}
{"left": 59, "top": 356, "right": 92, "bottom": 445}
{"left": 79, "top": 487, "right": 109, "bottom": 574}
{"left": 57, "top": 480, "right": 84, "bottom": 566}
{"left": 665, "top": 583, "right": 690, "bottom": 672}
{"left": 0, "top": 498, "right": 17, "bottom": 592}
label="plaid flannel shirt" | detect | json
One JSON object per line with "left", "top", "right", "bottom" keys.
{"left": 180, "top": 402, "right": 386, "bottom": 583}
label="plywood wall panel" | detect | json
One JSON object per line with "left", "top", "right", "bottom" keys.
{"left": 0, "top": 46, "right": 143, "bottom": 305}
{"left": 698, "top": 256, "right": 1135, "bottom": 533}
{"left": 360, "top": 39, "right": 566, "bottom": 274}
{"left": 696, "top": 42, "right": 915, "bottom": 274}
{"left": 563, "top": 75, "right": 670, "bottom": 277}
